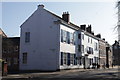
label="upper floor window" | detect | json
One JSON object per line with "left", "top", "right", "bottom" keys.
{"left": 88, "top": 37, "right": 90, "bottom": 43}
{"left": 81, "top": 45, "right": 84, "bottom": 53}
{"left": 82, "top": 34, "right": 84, "bottom": 40}
{"left": 78, "top": 34, "right": 81, "bottom": 39}
{"left": 91, "top": 39, "right": 92, "bottom": 43}
{"left": 73, "top": 32, "right": 76, "bottom": 45}
{"left": 67, "top": 31, "right": 70, "bottom": 44}
{"left": 61, "top": 29, "right": 63, "bottom": 42}
{"left": 94, "top": 42, "right": 98, "bottom": 50}
{"left": 63, "top": 30, "right": 67, "bottom": 43}
{"left": 25, "top": 32, "right": 30, "bottom": 43}
{"left": 70, "top": 33, "right": 74, "bottom": 44}
{"left": 87, "top": 47, "right": 93, "bottom": 54}
{"left": 78, "top": 45, "right": 81, "bottom": 52}
{"left": 60, "top": 29, "right": 75, "bottom": 45}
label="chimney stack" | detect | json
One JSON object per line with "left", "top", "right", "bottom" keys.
{"left": 62, "top": 12, "right": 70, "bottom": 22}
{"left": 91, "top": 31, "right": 94, "bottom": 35}
{"left": 80, "top": 25, "right": 86, "bottom": 31}
{"left": 96, "top": 34, "right": 101, "bottom": 38}
{"left": 86, "top": 25, "right": 92, "bottom": 33}
{"left": 102, "top": 38, "right": 105, "bottom": 41}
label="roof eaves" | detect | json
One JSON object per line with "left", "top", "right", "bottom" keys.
{"left": 83, "top": 31, "right": 99, "bottom": 40}
{"left": 44, "top": 8, "right": 80, "bottom": 30}
{"left": 60, "top": 20, "right": 80, "bottom": 30}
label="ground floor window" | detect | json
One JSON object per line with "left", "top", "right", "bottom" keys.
{"left": 67, "top": 53, "right": 70, "bottom": 65}
{"left": 70, "top": 54, "right": 74, "bottom": 65}
{"left": 23, "top": 52, "right": 27, "bottom": 64}
{"left": 79, "top": 59, "right": 82, "bottom": 65}
{"left": 61, "top": 52, "right": 77, "bottom": 66}
{"left": 89, "top": 58, "right": 93, "bottom": 65}
{"left": 74, "top": 54, "right": 77, "bottom": 65}
{"left": 61, "top": 52, "right": 63, "bottom": 65}
{"left": 94, "top": 57, "right": 99, "bottom": 64}
{"left": 63, "top": 53, "right": 67, "bottom": 65}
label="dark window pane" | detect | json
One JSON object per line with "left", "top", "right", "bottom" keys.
{"left": 23, "top": 52, "right": 27, "bottom": 64}
{"left": 61, "top": 52, "right": 63, "bottom": 65}
{"left": 67, "top": 32, "right": 70, "bottom": 44}
{"left": 67, "top": 53, "right": 70, "bottom": 65}
{"left": 78, "top": 34, "right": 81, "bottom": 39}
{"left": 61, "top": 30, "right": 63, "bottom": 42}
{"left": 25, "top": 32, "right": 30, "bottom": 43}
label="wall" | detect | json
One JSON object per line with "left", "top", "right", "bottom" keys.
{"left": 60, "top": 24, "right": 76, "bottom": 53}
{"left": 20, "top": 7, "right": 60, "bottom": 71}
{"left": 60, "top": 24, "right": 78, "bottom": 69}
{"left": 2, "top": 37, "right": 20, "bottom": 72}
{"left": 99, "top": 40, "right": 106, "bottom": 68}
{"left": 81, "top": 32, "right": 99, "bottom": 68}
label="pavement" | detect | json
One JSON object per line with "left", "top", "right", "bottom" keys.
{"left": 1, "top": 66, "right": 120, "bottom": 80}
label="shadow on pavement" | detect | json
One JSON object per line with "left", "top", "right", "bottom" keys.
{"left": 1, "top": 78, "right": 120, "bottom": 80}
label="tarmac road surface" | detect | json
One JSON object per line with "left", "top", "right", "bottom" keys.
{"left": 2, "top": 67, "right": 120, "bottom": 80}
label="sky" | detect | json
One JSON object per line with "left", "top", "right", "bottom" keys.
{"left": 1, "top": 1, "right": 118, "bottom": 45}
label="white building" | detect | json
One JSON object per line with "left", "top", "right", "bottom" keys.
{"left": 20, "top": 5, "right": 81, "bottom": 71}
{"left": 20, "top": 5, "right": 100, "bottom": 71}
{"left": 80, "top": 25, "right": 99, "bottom": 69}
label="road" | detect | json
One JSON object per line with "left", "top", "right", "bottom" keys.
{"left": 2, "top": 67, "right": 120, "bottom": 80}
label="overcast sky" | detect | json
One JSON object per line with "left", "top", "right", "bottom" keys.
{"left": 1, "top": 1, "right": 118, "bottom": 44}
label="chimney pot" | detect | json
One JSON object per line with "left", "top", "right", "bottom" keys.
{"left": 86, "top": 24, "right": 92, "bottom": 33}
{"left": 102, "top": 38, "right": 105, "bottom": 41}
{"left": 91, "top": 31, "right": 94, "bottom": 35}
{"left": 96, "top": 34, "right": 101, "bottom": 38}
{"left": 38, "top": 4, "right": 44, "bottom": 9}
{"left": 80, "top": 25, "right": 86, "bottom": 31}
{"left": 62, "top": 12, "right": 70, "bottom": 22}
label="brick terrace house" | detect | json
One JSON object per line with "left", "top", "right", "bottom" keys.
{"left": 2, "top": 37, "right": 20, "bottom": 73}
{"left": 96, "top": 34, "right": 106, "bottom": 68}
{"left": 99, "top": 39, "right": 106, "bottom": 68}
{"left": 0, "top": 28, "right": 7, "bottom": 76}
{"left": 106, "top": 42, "right": 113, "bottom": 68}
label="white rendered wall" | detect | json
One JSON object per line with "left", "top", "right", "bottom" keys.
{"left": 60, "top": 24, "right": 78, "bottom": 69}
{"left": 81, "top": 32, "right": 99, "bottom": 60}
{"left": 20, "top": 7, "right": 60, "bottom": 71}
{"left": 60, "top": 24, "right": 76, "bottom": 53}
